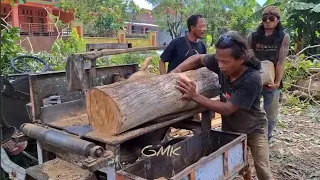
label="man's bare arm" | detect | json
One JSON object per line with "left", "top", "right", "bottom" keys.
{"left": 171, "top": 54, "right": 206, "bottom": 73}
{"left": 192, "top": 94, "right": 239, "bottom": 116}
{"left": 159, "top": 60, "right": 167, "bottom": 74}
{"left": 176, "top": 77, "right": 239, "bottom": 116}
{"left": 274, "top": 34, "right": 290, "bottom": 86}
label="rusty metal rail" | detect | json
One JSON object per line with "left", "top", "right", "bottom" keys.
{"left": 77, "top": 46, "right": 166, "bottom": 60}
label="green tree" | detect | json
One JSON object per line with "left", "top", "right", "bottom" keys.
{"left": 60, "top": 0, "right": 140, "bottom": 32}
{"left": 0, "top": 27, "right": 23, "bottom": 73}
{"left": 51, "top": 28, "right": 86, "bottom": 55}
{"left": 48, "top": 28, "right": 86, "bottom": 70}
{"left": 148, "top": 0, "right": 189, "bottom": 39}
{"left": 187, "top": 0, "right": 260, "bottom": 45}
{"left": 284, "top": 0, "right": 320, "bottom": 54}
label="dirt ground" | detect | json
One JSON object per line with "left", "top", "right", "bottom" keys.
{"left": 238, "top": 106, "right": 320, "bottom": 180}
{"left": 269, "top": 106, "right": 320, "bottom": 180}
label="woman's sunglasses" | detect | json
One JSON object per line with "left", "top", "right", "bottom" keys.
{"left": 262, "top": 15, "right": 277, "bottom": 22}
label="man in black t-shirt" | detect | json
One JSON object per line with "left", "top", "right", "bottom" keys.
{"left": 172, "top": 32, "right": 273, "bottom": 180}
{"left": 159, "top": 15, "right": 207, "bottom": 74}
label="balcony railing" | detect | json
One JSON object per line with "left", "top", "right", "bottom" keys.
{"left": 7, "top": 22, "right": 71, "bottom": 37}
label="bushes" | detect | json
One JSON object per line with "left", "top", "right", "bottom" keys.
{"left": 0, "top": 27, "right": 23, "bottom": 74}
{"left": 284, "top": 55, "right": 320, "bottom": 91}
{"left": 97, "top": 51, "right": 161, "bottom": 74}
{"left": 1, "top": 27, "right": 160, "bottom": 74}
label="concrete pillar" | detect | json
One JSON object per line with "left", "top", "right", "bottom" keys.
{"left": 148, "top": 31, "right": 157, "bottom": 46}
{"left": 128, "top": 24, "right": 132, "bottom": 34}
{"left": 71, "top": 20, "right": 84, "bottom": 38}
{"left": 11, "top": 4, "right": 19, "bottom": 27}
{"left": 143, "top": 26, "right": 146, "bottom": 34}
{"left": 117, "top": 30, "right": 126, "bottom": 43}
{"left": 46, "top": 8, "right": 53, "bottom": 32}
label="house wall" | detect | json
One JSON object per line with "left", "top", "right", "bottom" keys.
{"left": 53, "top": 9, "right": 74, "bottom": 24}
{"left": 84, "top": 31, "right": 157, "bottom": 48}
{"left": 127, "top": 38, "right": 150, "bottom": 47}
{"left": 20, "top": 35, "right": 59, "bottom": 52}
{"left": 84, "top": 37, "right": 120, "bottom": 44}
{"left": 20, "top": 30, "right": 158, "bottom": 52}
{"left": 1, "top": 1, "right": 74, "bottom": 32}
{"left": 130, "top": 25, "right": 158, "bottom": 34}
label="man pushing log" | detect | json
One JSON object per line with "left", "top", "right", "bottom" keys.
{"left": 172, "top": 31, "right": 274, "bottom": 180}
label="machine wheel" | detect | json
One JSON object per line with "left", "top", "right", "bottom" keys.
{"left": 10, "top": 55, "right": 50, "bottom": 73}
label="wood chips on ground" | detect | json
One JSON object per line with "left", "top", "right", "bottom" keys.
{"left": 235, "top": 106, "right": 320, "bottom": 180}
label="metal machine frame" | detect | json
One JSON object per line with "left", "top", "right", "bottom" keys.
{"left": 2, "top": 46, "right": 247, "bottom": 180}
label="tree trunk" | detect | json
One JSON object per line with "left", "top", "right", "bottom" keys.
{"left": 86, "top": 67, "right": 220, "bottom": 135}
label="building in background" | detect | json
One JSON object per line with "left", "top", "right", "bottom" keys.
{"left": 1, "top": 0, "right": 75, "bottom": 36}
{"left": 125, "top": 8, "right": 158, "bottom": 35}
{"left": 0, "top": 0, "right": 84, "bottom": 52}
{"left": 124, "top": 8, "right": 172, "bottom": 46}
{"left": 0, "top": 1, "right": 164, "bottom": 51}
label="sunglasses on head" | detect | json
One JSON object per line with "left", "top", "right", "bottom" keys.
{"left": 262, "top": 15, "right": 278, "bottom": 22}
{"left": 217, "top": 35, "right": 245, "bottom": 50}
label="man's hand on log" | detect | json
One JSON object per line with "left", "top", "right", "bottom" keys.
{"left": 176, "top": 76, "right": 198, "bottom": 101}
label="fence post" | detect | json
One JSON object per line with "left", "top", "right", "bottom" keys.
{"left": 11, "top": 4, "right": 19, "bottom": 27}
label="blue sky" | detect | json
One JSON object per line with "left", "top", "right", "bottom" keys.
{"left": 133, "top": 0, "right": 267, "bottom": 10}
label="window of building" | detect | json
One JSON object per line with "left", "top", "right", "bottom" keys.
{"left": 27, "top": 17, "right": 33, "bottom": 23}
{"left": 132, "top": 25, "right": 135, "bottom": 33}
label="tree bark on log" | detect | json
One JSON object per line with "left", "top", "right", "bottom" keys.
{"left": 260, "top": 60, "right": 275, "bottom": 85}
{"left": 86, "top": 67, "right": 220, "bottom": 135}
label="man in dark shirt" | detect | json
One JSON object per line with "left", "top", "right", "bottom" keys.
{"left": 247, "top": 6, "right": 290, "bottom": 141}
{"left": 159, "top": 14, "right": 207, "bottom": 74}
{"left": 172, "top": 31, "right": 273, "bottom": 180}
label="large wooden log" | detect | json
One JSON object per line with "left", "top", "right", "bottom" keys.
{"left": 260, "top": 60, "right": 275, "bottom": 85}
{"left": 86, "top": 67, "right": 220, "bottom": 135}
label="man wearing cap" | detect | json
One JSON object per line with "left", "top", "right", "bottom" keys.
{"left": 247, "top": 6, "right": 290, "bottom": 142}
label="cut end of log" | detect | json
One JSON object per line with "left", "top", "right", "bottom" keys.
{"left": 86, "top": 88, "right": 121, "bottom": 135}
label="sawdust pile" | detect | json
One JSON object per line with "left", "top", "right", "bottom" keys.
{"left": 50, "top": 114, "right": 89, "bottom": 128}
{"left": 42, "top": 158, "right": 93, "bottom": 180}
{"left": 169, "top": 127, "right": 194, "bottom": 138}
